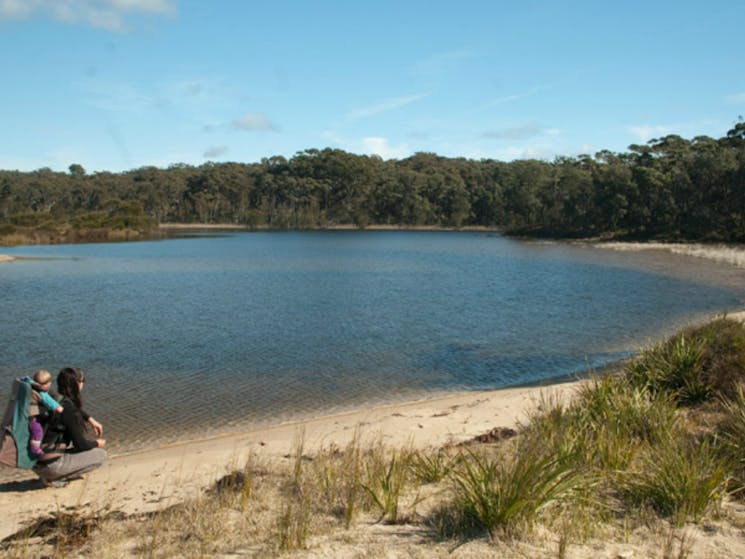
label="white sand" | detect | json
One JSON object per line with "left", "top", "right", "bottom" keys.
{"left": 596, "top": 241, "right": 745, "bottom": 268}
{"left": 0, "top": 381, "right": 581, "bottom": 541}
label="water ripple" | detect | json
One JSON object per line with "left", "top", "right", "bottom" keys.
{"left": 1, "top": 232, "right": 743, "bottom": 453}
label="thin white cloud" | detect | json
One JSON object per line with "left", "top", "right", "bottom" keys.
{"left": 203, "top": 145, "right": 228, "bottom": 159}
{"left": 413, "top": 49, "right": 475, "bottom": 76}
{"left": 725, "top": 92, "right": 745, "bottom": 104}
{"left": 627, "top": 124, "right": 673, "bottom": 143}
{"left": 232, "top": 113, "right": 277, "bottom": 131}
{"left": 483, "top": 123, "right": 542, "bottom": 141}
{"left": 108, "top": 0, "right": 173, "bottom": 12}
{"left": 0, "top": 0, "right": 176, "bottom": 31}
{"left": 477, "top": 86, "right": 543, "bottom": 111}
{"left": 347, "top": 93, "right": 428, "bottom": 121}
{"left": 482, "top": 123, "right": 561, "bottom": 141}
{"left": 361, "top": 137, "right": 410, "bottom": 160}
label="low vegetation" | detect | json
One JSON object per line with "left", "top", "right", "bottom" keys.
{"left": 0, "top": 203, "right": 158, "bottom": 246}
{"left": 3, "top": 316, "right": 745, "bottom": 557}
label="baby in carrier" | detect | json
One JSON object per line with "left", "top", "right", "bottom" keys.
{"left": 23, "top": 370, "right": 64, "bottom": 458}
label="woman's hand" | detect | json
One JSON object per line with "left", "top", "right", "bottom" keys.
{"left": 88, "top": 417, "right": 104, "bottom": 437}
{"left": 96, "top": 438, "right": 106, "bottom": 448}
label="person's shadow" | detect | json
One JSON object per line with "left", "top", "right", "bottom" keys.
{"left": 0, "top": 479, "right": 43, "bottom": 492}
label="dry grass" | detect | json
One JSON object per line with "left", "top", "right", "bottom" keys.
{"left": 3, "top": 318, "right": 745, "bottom": 558}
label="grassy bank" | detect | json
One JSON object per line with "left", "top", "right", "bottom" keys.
{"left": 0, "top": 207, "right": 157, "bottom": 246}
{"left": 3, "top": 317, "right": 745, "bottom": 557}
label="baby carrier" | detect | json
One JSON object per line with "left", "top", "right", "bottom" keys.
{"left": 0, "top": 378, "right": 62, "bottom": 469}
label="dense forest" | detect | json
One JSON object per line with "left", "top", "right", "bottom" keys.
{"left": 1, "top": 120, "right": 744, "bottom": 244}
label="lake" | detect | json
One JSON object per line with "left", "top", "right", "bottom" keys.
{"left": 1, "top": 231, "right": 743, "bottom": 453}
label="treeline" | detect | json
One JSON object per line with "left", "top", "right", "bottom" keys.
{"left": 1, "top": 120, "right": 744, "bottom": 243}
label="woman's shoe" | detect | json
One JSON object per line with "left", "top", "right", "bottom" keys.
{"left": 41, "top": 478, "right": 69, "bottom": 488}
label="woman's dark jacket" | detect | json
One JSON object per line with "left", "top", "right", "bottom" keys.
{"left": 42, "top": 396, "right": 97, "bottom": 453}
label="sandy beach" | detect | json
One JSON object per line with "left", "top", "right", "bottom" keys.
{"left": 4, "top": 368, "right": 745, "bottom": 558}
{"left": 0, "top": 380, "right": 582, "bottom": 541}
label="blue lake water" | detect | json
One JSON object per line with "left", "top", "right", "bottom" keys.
{"left": 1, "top": 231, "right": 743, "bottom": 452}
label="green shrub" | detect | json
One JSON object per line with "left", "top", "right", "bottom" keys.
{"left": 9, "top": 212, "right": 49, "bottom": 227}
{"left": 70, "top": 211, "right": 110, "bottom": 229}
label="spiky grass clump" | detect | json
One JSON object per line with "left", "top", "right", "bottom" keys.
{"left": 572, "top": 377, "right": 679, "bottom": 472}
{"left": 626, "top": 317, "right": 745, "bottom": 405}
{"left": 688, "top": 317, "right": 745, "bottom": 399}
{"left": 716, "top": 386, "right": 745, "bottom": 497}
{"left": 361, "top": 447, "right": 411, "bottom": 523}
{"left": 626, "top": 334, "right": 710, "bottom": 405}
{"left": 276, "top": 490, "right": 311, "bottom": 552}
{"left": 409, "top": 448, "right": 458, "bottom": 484}
{"left": 447, "top": 444, "right": 586, "bottom": 541}
{"left": 622, "top": 437, "right": 730, "bottom": 526}
{"left": 522, "top": 378, "right": 679, "bottom": 476}
{"left": 275, "top": 431, "right": 313, "bottom": 551}
{"left": 310, "top": 432, "right": 366, "bottom": 528}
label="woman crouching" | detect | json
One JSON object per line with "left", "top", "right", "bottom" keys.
{"left": 33, "top": 367, "right": 107, "bottom": 488}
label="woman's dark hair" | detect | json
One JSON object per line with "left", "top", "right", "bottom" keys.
{"left": 57, "top": 367, "right": 84, "bottom": 409}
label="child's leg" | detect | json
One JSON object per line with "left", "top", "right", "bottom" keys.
{"left": 29, "top": 417, "right": 44, "bottom": 456}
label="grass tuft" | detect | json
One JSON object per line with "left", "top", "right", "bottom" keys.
{"left": 409, "top": 447, "right": 458, "bottom": 484}
{"left": 361, "top": 448, "right": 411, "bottom": 523}
{"left": 622, "top": 437, "right": 729, "bottom": 526}
{"left": 626, "top": 334, "right": 710, "bottom": 405}
{"left": 447, "top": 445, "right": 585, "bottom": 541}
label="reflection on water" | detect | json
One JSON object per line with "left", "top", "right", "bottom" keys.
{"left": 0, "top": 231, "right": 743, "bottom": 453}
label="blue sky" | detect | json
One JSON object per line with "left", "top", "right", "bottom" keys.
{"left": 1, "top": 0, "right": 744, "bottom": 173}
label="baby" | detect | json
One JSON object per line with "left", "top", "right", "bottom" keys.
{"left": 23, "top": 369, "right": 64, "bottom": 457}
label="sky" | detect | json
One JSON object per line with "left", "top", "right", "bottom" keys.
{"left": 1, "top": 0, "right": 744, "bottom": 174}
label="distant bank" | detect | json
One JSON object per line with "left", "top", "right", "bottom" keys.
{"left": 158, "top": 222, "right": 503, "bottom": 232}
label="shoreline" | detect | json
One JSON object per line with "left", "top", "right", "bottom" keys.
{"left": 0, "top": 379, "right": 585, "bottom": 540}
{"left": 594, "top": 240, "right": 745, "bottom": 269}
{"left": 157, "top": 222, "right": 504, "bottom": 232}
